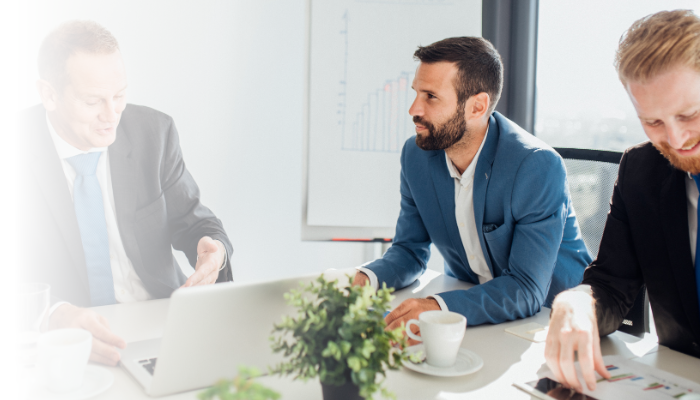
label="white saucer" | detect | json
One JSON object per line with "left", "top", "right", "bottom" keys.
{"left": 26, "top": 365, "right": 114, "bottom": 400}
{"left": 403, "top": 345, "right": 484, "bottom": 377}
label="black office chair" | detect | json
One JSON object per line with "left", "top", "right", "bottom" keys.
{"left": 554, "top": 148, "right": 650, "bottom": 338}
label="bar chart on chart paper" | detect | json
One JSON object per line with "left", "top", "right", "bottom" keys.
{"left": 341, "top": 71, "right": 415, "bottom": 153}
{"left": 336, "top": 9, "right": 416, "bottom": 154}
{"left": 532, "top": 355, "right": 700, "bottom": 400}
{"left": 307, "top": 0, "right": 481, "bottom": 228}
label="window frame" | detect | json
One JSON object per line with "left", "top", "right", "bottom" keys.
{"left": 482, "top": 0, "right": 539, "bottom": 134}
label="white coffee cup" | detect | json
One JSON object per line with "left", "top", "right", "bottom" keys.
{"left": 405, "top": 310, "right": 466, "bottom": 368}
{"left": 35, "top": 328, "right": 92, "bottom": 393}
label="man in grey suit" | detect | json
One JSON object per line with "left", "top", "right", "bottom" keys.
{"left": 19, "top": 20, "right": 233, "bottom": 365}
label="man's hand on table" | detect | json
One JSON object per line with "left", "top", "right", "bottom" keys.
{"left": 385, "top": 298, "right": 441, "bottom": 346}
{"left": 352, "top": 271, "right": 371, "bottom": 287}
{"left": 181, "top": 236, "right": 226, "bottom": 288}
{"left": 49, "top": 304, "right": 126, "bottom": 366}
{"left": 545, "top": 290, "right": 610, "bottom": 393}
{"left": 352, "top": 272, "right": 442, "bottom": 346}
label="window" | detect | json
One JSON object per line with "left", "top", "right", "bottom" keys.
{"left": 535, "top": 0, "right": 700, "bottom": 151}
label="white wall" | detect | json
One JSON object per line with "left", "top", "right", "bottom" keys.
{"left": 19, "top": 0, "right": 369, "bottom": 282}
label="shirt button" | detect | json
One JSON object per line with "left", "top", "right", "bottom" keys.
{"left": 469, "top": 255, "right": 475, "bottom": 260}
{"left": 458, "top": 223, "right": 465, "bottom": 228}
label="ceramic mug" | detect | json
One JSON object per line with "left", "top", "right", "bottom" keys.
{"left": 35, "top": 328, "right": 92, "bottom": 393}
{"left": 405, "top": 310, "right": 466, "bottom": 368}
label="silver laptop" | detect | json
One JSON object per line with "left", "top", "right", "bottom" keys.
{"left": 118, "top": 273, "right": 324, "bottom": 397}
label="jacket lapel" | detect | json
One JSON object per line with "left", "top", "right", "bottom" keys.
{"left": 473, "top": 114, "right": 499, "bottom": 275}
{"left": 108, "top": 124, "right": 144, "bottom": 273}
{"left": 27, "top": 111, "right": 89, "bottom": 291}
{"left": 660, "top": 168, "right": 700, "bottom": 340}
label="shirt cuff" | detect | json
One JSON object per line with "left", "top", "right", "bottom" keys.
{"left": 550, "top": 284, "right": 594, "bottom": 318}
{"left": 357, "top": 267, "right": 379, "bottom": 291}
{"left": 48, "top": 301, "right": 69, "bottom": 322}
{"left": 427, "top": 295, "right": 449, "bottom": 311}
{"left": 570, "top": 284, "right": 593, "bottom": 296}
{"left": 213, "top": 239, "right": 228, "bottom": 271}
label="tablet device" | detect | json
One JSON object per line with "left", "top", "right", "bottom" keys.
{"left": 514, "top": 377, "right": 601, "bottom": 400}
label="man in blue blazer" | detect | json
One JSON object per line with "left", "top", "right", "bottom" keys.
{"left": 353, "top": 37, "right": 591, "bottom": 332}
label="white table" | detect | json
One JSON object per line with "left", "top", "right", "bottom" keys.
{"left": 90, "top": 270, "right": 699, "bottom": 399}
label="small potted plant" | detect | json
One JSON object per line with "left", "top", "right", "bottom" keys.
{"left": 270, "top": 275, "right": 413, "bottom": 400}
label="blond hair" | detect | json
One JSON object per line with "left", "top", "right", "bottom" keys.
{"left": 615, "top": 10, "right": 700, "bottom": 84}
{"left": 38, "top": 20, "right": 119, "bottom": 88}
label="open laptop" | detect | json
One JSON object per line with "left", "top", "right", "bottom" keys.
{"left": 118, "top": 272, "right": 337, "bottom": 397}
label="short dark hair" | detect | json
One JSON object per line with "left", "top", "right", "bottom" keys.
{"left": 38, "top": 20, "right": 120, "bottom": 89}
{"left": 414, "top": 37, "right": 503, "bottom": 113}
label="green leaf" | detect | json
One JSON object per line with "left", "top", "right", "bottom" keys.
{"left": 347, "top": 356, "right": 361, "bottom": 372}
{"left": 339, "top": 340, "right": 352, "bottom": 355}
{"left": 322, "top": 341, "right": 342, "bottom": 360}
{"left": 361, "top": 340, "right": 376, "bottom": 359}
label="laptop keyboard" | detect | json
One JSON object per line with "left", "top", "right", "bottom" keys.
{"left": 139, "top": 357, "right": 158, "bottom": 375}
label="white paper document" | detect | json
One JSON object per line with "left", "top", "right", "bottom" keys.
{"left": 504, "top": 322, "right": 549, "bottom": 343}
{"left": 515, "top": 355, "right": 700, "bottom": 400}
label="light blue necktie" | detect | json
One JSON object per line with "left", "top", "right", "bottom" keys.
{"left": 692, "top": 175, "right": 700, "bottom": 319}
{"left": 66, "top": 152, "right": 116, "bottom": 306}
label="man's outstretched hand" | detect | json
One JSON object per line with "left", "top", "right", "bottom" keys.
{"left": 181, "top": 236, "right": 226, "bottom": 288}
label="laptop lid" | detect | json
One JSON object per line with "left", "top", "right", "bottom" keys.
{"left": 146, "top": 273, "right": 320, "bottom": 397}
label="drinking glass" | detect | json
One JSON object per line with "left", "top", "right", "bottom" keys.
{"left": 16, "top": 283, "right": 50, "bottom": 364}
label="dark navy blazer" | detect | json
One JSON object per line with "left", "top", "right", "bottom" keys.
{"left": 364, "top": 112, "right": 592, "bottom": 325}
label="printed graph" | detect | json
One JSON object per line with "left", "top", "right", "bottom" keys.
{"left": 306, "top": 0, "right": 481, "bottom": 228}
{"left": 342, "top": 72, "right": 415, "bottom": 153}
{"left": 597, "top": 363, "right": 698, "bottom": 398}
{"left": 338, "top": 10, "right": 416, "bottom": 153}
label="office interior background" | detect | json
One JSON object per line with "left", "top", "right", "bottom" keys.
{"left": 10, "top": 0, "right": 700, "bottom": 287}
{"left": 3, "top": 0, "right": 700, "bottom": 394}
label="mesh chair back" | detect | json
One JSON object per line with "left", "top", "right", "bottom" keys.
{"left": 554, "top": 148, "right": 649, "bottom": 338}
{"left": 555, "top": 148, "right": 621, "bottom": 257}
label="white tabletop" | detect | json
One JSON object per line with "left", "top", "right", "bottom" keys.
{"left": 87, "top": 270, "right": 696, "bottom": 400}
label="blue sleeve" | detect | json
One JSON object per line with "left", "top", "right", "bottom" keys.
{"left": 363, "top": 145, "right": 431, "bottom": 290}
{"left": 438, "top": 149, "right": 569, "bottom": 325}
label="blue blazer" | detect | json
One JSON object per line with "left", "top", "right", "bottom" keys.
{"left": 365, "top": 112, "right": 592, "bottom": 325}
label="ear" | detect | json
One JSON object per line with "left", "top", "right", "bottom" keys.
{"left": 466, "top": 92, "right": 491, "bottom": 121}
{"left": 36, "top": 79, "right": 58, "bottom": 112}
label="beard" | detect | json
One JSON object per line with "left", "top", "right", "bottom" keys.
{"left": 414, "top": 105, "right": 467, "bottom": 151}
{"left": 653, "top": 140, "right": 700, "bottom": 175}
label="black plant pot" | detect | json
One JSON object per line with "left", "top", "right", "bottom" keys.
{"left": 320, "top": 379, "right": 362, "bottom": 400}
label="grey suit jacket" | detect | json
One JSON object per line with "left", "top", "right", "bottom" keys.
{"left": 19, "top": 104, "right": 233, "bottom": 307}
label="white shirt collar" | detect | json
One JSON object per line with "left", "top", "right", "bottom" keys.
{"left": 46, "top": 113, "right": 106, "bottom": 159}
{"left": 445, "top": 121, "right": 489, "bottom": 184}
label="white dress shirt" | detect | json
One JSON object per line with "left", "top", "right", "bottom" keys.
{"left": 47, "top": 115, "right": 152, "bottom": 304}
{"left": 359, "top": 127, "right": 491, "bottom": 311}
{"left": 445, "top": 129, "right": 492, "bottom": 284}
